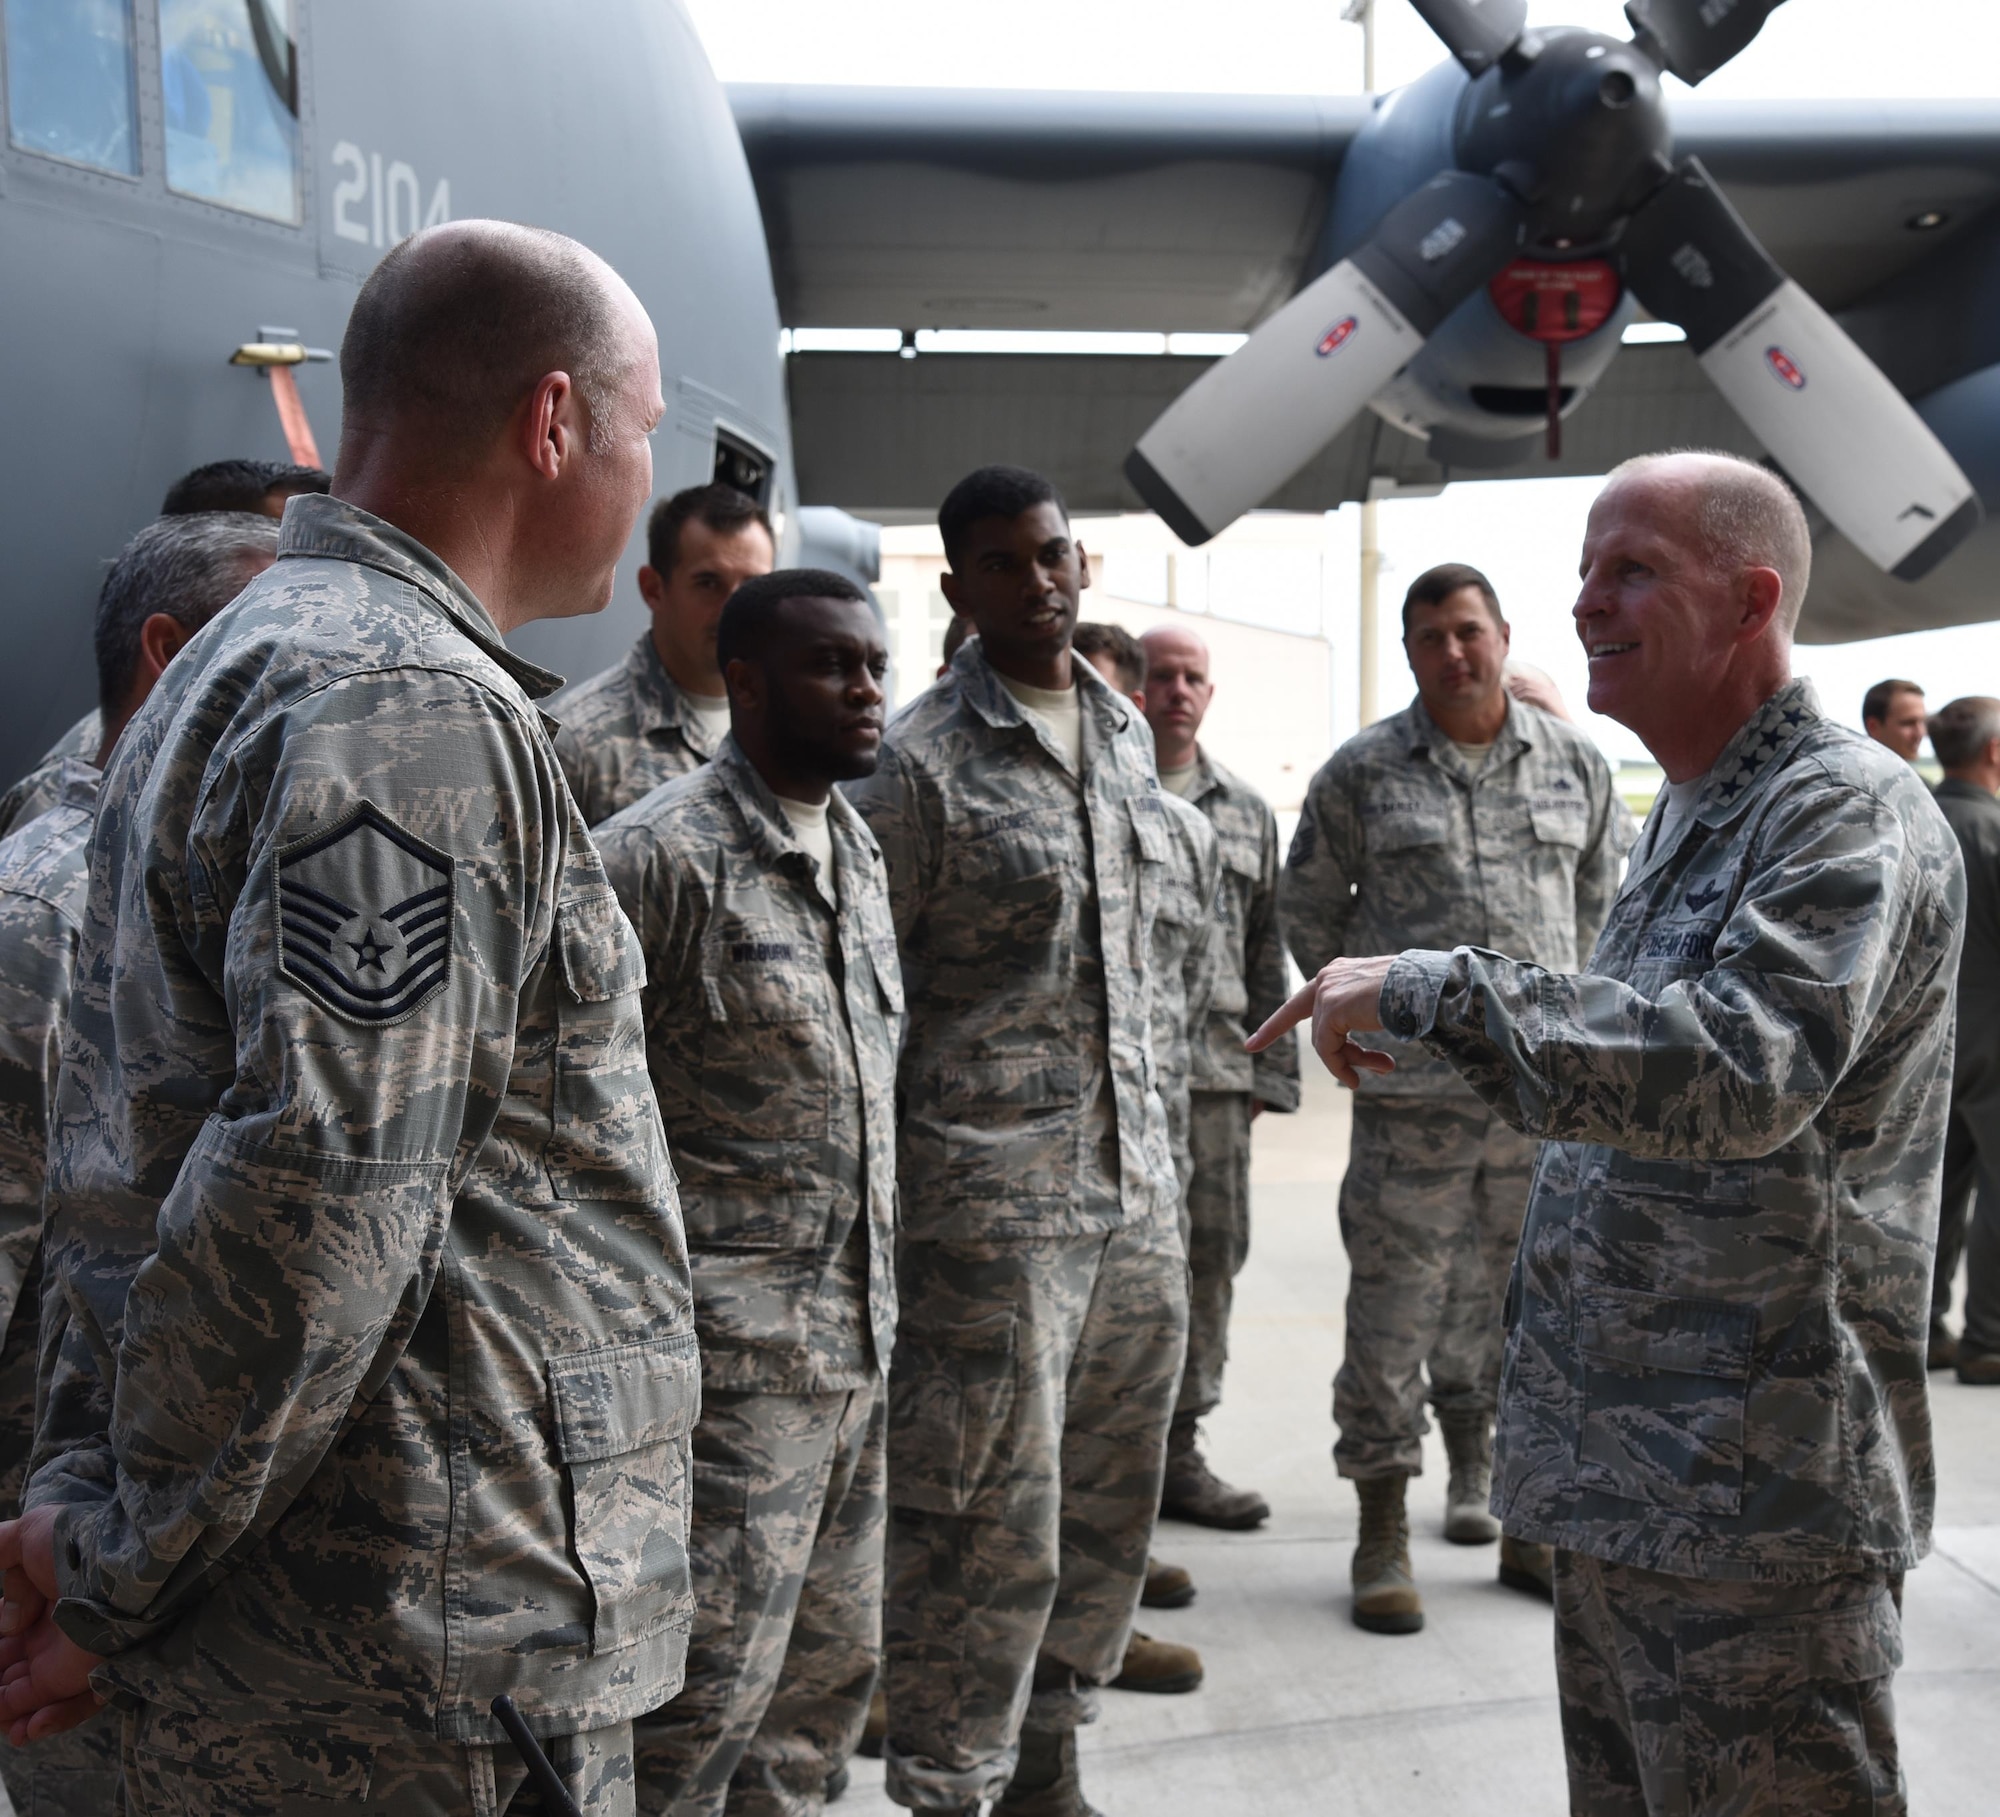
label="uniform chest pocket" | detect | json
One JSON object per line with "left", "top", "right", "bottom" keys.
{"left": 699, "top": 950, "right": 832, "bottom": 1141}
{"left": 548, "top": 890, "right": 661, "bottom": 1202}
{"left": 1575, "top": 1284, "right": 1755, "bottom": 1516}
{"left": 1366, "top": 811, "right": 1449, "bottom": 855}
{"left": 945, "top": 809, "right": 1073, "bottom": 954}
{"left": 549, "top": 1333, "right": 700, "bottom": 1655}
{"left": 1530, "top": 800, "right": 1589, "bottom": 849}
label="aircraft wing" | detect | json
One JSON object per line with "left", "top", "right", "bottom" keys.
{"left": 734, "top": 85, "right": 2000, "bottom": 640}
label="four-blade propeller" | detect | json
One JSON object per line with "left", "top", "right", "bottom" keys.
{"left": 1125, "top": 0, "right": 1980, "bottom": 582}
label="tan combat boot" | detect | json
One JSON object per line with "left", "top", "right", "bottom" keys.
{"left": 1438, "top": 1411, "right": 1502, "bottom": 1545}
{"left": 1498, "top": 1533, "right": 1555, "bottom": 1600}
{"left": 1351, "top": 1475, "right": 1424, "bottom": 1634}
{"left": 1141, "top": 1555, "right": 1196, "bottom": 1609}
{"left": 1110, "top": 1629, "right": 1204, "bottom": 1694}
{"left": 996, "top": 1727, "right": 1104, "bottom": 1817}
{"left": 1159, "top": 1414, "right": 1270, "bottom": 1530}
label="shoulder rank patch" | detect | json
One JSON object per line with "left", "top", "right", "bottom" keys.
{"left": 274, "top": 803, "right": 454, "bottom": 1022}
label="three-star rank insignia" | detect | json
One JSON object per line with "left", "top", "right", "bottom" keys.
{"left": 274, "top": 803, "right": 454, "bottom": 1023}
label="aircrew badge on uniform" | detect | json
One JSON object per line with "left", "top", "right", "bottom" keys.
{"left": 274, "top": 802, "right": 454, "bottom": 1022}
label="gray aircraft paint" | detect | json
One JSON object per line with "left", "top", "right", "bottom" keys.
{"left": 0, "top": 0, "right": 794, "bottom": 788}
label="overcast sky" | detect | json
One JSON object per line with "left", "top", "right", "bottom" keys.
{"left": 686, "top": 0, "right": 2000, "bottom": 759}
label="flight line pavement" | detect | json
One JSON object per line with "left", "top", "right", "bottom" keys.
{"left": 839, "top": 1049, "right": 2000, "bottom": 1817}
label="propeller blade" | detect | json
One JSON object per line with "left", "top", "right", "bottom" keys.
{"left": 1406, "top": 0, "right": 1530, "bottom": 76}
{"left": 1625, "top": 0, "right": 1788, "bottom": 86}
{"left": 1128, "top": 171, "right": 1524, "bottom": 545}
{"left": 1622, "top": 160, "right": 1979, "bottom": 581}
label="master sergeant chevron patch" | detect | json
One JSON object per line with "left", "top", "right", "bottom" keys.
{"left": 274, "top": 802, "right": 454, "bottom": 1023}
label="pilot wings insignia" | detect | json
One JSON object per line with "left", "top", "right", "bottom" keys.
{"left": 275, "top": 803, "right": 454, "bottom": 1022}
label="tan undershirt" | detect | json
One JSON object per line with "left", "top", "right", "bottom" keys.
{"left": 1160, "top": 761, "right": 1201, "bottom": 799}
{"left": 1000, "top": 674, "right": 1084, "bottom": 770}
{"left": 775, "top": 794, "right": 835, "bottom": 880}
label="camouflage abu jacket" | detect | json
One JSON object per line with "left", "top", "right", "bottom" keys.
{"left": 30, "top": 497, "right": 698, "bottom": 1751}
{"left": 595, "top": 735, "right": 901, "bottom": 1394}
{"left": 1284, "top": 692, "right": 1631, "bottom": 1099}
{"left": 0, "top": 710, "right": 101, "bottom": 841}
{"left": 844, "top": 639, "right": 1175, "bottom": 1242}
{"left": 550, "top": 630, "right": 722, "bottom": 825}
{"left": 0, "top": 761, "right": 95, "bottom": 1337}
{"left": 1380, "top": 680, "right": 1963, "bottom": 1580}
{"left": 1180, "top": 751, "right": 1300, "bottom": 1111}
{"left": 1152, "top": 791, "right": 1223, "bottom": 1195}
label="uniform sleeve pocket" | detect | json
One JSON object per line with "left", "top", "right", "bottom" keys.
{"left": 558, "top": 891, "right": 646, "bottom": 1001}
{"left": 549, "top": 1333, "right": 700, "bottom": 1654}
{"left": 548, "top": 892, "right": 663, "bottom": 1201}
{"left": 937, "top": 1055, "right": 1080, "bottom": 1203}
{"left": 1576, "top": 1285, "right": 1755, "bottom": 1516}
{"left": 886, "top": 1309, "right": 1020, "bottom": 1516}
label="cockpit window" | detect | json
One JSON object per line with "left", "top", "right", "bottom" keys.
{"left": 161, "top": 0, "right": 300, "bottom": 223}
{"left": 3, "top": 0, "right": 139, "bottom": 176}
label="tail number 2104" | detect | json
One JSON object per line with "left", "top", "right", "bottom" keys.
{"left": 332, "top": 143, "right": 451, "bottom": 249}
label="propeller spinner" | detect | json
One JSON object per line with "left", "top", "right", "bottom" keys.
{"left": 1125, "top": 0, "right": 1980, "bottom": 582}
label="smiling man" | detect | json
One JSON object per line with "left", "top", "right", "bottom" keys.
{"left": 845, "top": 466, "right": 1186, "bottom": 1817}
{"left": 1255, "top": 451, "right": 1964, "bottom": 1816}
{"left": 1282, "top": 562, "right": 1628, "bottom": 1634}
{"left": 596, "top": 570, "right": 900, "bottom": 1817}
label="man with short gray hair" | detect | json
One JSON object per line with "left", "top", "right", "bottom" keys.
{"left": 1927, "top": 694, "right": 2000, "bottom": 1381}
{"left": 1256, "top": 449, "right": 1961, "bottom": 1813}
{"left": 0, "top": 511, "right": 277, "bottom": 1817}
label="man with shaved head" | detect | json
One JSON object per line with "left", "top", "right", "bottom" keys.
{"left": 1136, "top": 624, "right": 1298, "bottom": 1533}
{"left": 1253, "top": 451, "right": 1962, "bottom": 1812}
{"left": 0, "top": 221, "right": 697, "bottom": 1814}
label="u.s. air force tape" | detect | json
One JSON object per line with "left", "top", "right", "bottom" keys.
{"left": 274, "top": 802, "right": 454, "bottom": 1023}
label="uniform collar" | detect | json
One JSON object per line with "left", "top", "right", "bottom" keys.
{"left": 1692, "top": 678, "right": 1822, "bottom": 827}
{"left": 949, "top": 636, "right": 1132, "bottom": 751}
{"left": 1935, "top": 775, "right": 2000, "bottom": 808}
{"left": 624, "top": 633, "right": 723, "bottom": 756}
{"left": 276, "top": 494, "right": 565, "bottom": 700}
{"left": 711, "top": 735, "right": 874, "bottom": 908}
{"left": 1403, "top": 692, "right": 1532, "bottom": 779}
{"left": 56, "top": 757, "right": 101, "bottom": 813}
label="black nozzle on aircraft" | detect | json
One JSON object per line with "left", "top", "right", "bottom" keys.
{"left": 1128, "top": 0, "right": 1981, "bottom": 580}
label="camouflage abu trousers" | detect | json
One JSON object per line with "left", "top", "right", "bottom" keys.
{"left": 118, "top": 1705, "right": 636, "bottom": 1815}
{"left": 1175, "top": 1091, "right": 1252, "bottom": 1423}
{"left": 633, "top": 1383, "right": 884, "bottom": 1817}
{"left": 1334, "top": 1096, "right": 1537, "bottom": 1479}
{"left": 1554, "top": 1550, "right": 1904, "bottom": 1816}
{"left": 881, "top": 1212, "right": 1188, "bottom": 1811}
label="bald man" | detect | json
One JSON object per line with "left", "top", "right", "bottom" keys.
{"left": 1138, "top": 625, "right": 1298, "bottom": 1530}
{"left": 1254, "top": 451, "right": 1960, "bottom": 1814}
{"left": 0, "top": 223, "right": 697, "bottom": 1815}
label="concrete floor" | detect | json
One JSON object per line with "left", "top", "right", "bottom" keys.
{"left": 842, "top": 1057, "right": 2000, "bottom": 1815}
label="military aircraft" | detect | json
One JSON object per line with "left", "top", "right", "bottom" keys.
{"left": 3, "top": 0, "right": 1998, "bottom": 790}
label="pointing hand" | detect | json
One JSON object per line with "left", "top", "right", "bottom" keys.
{"left": 1245, "top": 955, "right": 1400, "bottom": 1090}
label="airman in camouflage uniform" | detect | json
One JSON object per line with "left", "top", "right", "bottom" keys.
{"left": 1376, "top": 678, "right": 1955, "bottom": 1812}
{"left": 1261, "top": 455, "right": 1958, "bottom": 1813}
{"left": 1284, "top": 564, "right": 1627, "bottom": 1626}
{"left": 0, "top": 711, "right": 101, "bottom": 841}
{"left": 0, "top": 225, "right": 698, "bottom": 1815}
{"left": 594, "top": 571, "right": 902, "bottom": 1817}
{"left": 1141, "top": 624, "right": 1301, "bottom": 1531}
{"left": 0, "top": 763, "right": 123, "bottom": 1815}
{"left": 552, "top": 631, "right": 727, "bottom": 825}
{"left": 552, "top": 484, "right": 776, "bottom": 825}
{"left": 845, "top": 467, "right": 1186, "bottom": 1817}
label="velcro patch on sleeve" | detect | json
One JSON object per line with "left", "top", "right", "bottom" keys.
{"left": 274, "top": 802, "right": 455, "bottom": 1023}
